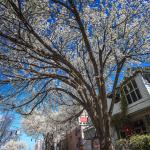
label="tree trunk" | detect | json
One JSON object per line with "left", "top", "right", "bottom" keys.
{"left": 99, "top": 79, "right": 115, "bottom": 150}
{"left": 98, "top": 115, "right": 115, "bottom": 150}
{"left": 44, "top": 132, "right": 54, "bottom": 150}
{"left": 100, "top": 139, "right": 114, "bottom": 150}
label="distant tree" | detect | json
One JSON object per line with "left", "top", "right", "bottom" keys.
{"left": 0, "top": 0, "right": 149, "bottom": 149}
{"left": 0, "top": 111, "right": 14, "bottom": 147}
{"left": 22, "top": 105, "right": 79, "bottom": 150}
{"left": 0, "top": 139, "right": 27, "bottom": 150}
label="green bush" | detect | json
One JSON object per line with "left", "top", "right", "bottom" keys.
{"left": 116, "top": 138, "right": 129, "bottom": 150}
{"left": 130, "top": 134, "right": 150, "bottom": 150}
{"left": 116, "top": 134, "right": 150, "bottom": 150}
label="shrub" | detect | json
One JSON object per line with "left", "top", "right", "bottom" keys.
{"left": 116, "top": 134, "right": 150, "bottom": 150}
{"left": 130, "top": 134, "right": 150, "bottom": 150}
{"left": 116, "top": 138, "right": 129, "bottom": 150}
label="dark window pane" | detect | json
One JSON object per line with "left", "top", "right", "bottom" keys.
{"left": 145, "top": 115, "right": 150, "bottom": 125}
{"left": 132, "top": 79, "right": 137, "bottom": 88}
{"left": 127, "top": 82, "right": 133, "bottom": 91}
{"left": 126, "top": 94, "right": 132, "bottom": 104}
{"left": 145, "top": 74, "right": 150, "bottom": 83}
{"left": 133, "top": 119, "right": 146, "bottom": 133}
{"left": 131, "top": 91, "right": 138, "bottom": 102}
{"left": 120, "top": 131, "right": 126, "bottom": 138}
{"left": 123, "top": 86, "right": 128, "bottom": 94}
{"left": 135, "top": 89, "right": 142, "bottom": 100}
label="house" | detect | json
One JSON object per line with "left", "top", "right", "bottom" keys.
{"left": 83, "top": 66, "right": 150, "bottom": 149}
{"left": 57, "top": 66, "right": 150, "bottom": 150}
{"left": 56, "top": 126, "right": 83, "bottom": 150}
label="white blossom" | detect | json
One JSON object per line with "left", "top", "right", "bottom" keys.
{"left": 0, "top": 140, "right": 27, "bottom": 150}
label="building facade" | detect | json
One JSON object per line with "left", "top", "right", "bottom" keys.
{"left": 56, "top": 126, "right": 83, "bottom": 150}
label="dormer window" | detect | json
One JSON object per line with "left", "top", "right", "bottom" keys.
{"left": 123, "top": 79, "right": 142, "bottom": 104}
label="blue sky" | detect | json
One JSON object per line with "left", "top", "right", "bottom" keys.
{"left": 10, "top": 113, "right": 36, "bottom": 150}
{"left": 20, "top": 133, "right": 35, "bottom": 150}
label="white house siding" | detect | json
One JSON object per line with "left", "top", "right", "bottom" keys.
{"left": 135, "top": 74, "right": 150, "bottom": 98}
{"left": 145, "top": 83, "right": 150, "bottom": 94}
{"left": 107, "top": 98, "right": 121, "bottom": 116}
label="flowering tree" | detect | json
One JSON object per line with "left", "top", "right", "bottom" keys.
{"left": 0, "top": 139, "right": 27, "bottom": 150}
{"left": 0, "top": 111, "right": 14, "bottom": 147}
{"left": 0, "top": 0, "right": 149, "bottom": 149}
{"left": 22, "top": 106, "right": 78, "bottom": 150}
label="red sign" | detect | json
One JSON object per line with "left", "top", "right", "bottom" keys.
{"left": 80, "top": 117, "right": 88, "bottom": 123}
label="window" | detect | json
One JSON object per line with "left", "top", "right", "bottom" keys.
{"left": 143, "top": 73, "right": 150, "bottom": 83}
{"left": 123, "top": 79, "right": 142, "bottom": 104}
{"left": 145, "top": 114, "right": 150, "bottom": 126}
{"left": 133, "top": 119, "right": 146, "bottom": 134}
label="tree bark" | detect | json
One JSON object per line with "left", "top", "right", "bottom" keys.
{"left": 98, "top": 115, "right": 115, "bottom": 150}
{"left": 44, "top": 132, "right": 54, "bottom": 150}
{"left": 99, "top": 78, "right": 115, "bottom": 150}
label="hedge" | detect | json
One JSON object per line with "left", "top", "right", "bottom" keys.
{"left": 116, "top": 134, "right": 150, "bottom": 150}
